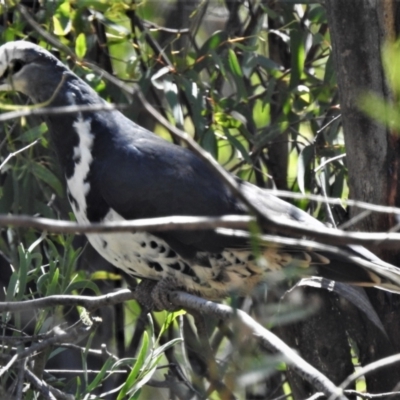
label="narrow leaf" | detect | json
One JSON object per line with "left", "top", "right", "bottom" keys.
{"left": 75, "top": 33, "right": 87, "bottom": 59}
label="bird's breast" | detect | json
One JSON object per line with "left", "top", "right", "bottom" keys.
{"left": 62, "top": 114, "right": 272, "bottom": 299}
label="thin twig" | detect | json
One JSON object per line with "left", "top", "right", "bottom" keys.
{"left": 0, "top": 103, "right": 129, "bottom": 123}
{"left": 0, "top": 140, "right": 38, "bottom": 170}
{"left": 336, "top": 353, "right": 400, "bottom": 397}
{"left": 24, "top": 369, "right": 57, "bottom": 400}
{"left": 25, "top": 368, "right": 74, "bottom": 400}
{"left": 0, "top": 288, "right": 136, "bottom": 313}
{"left": 265, "top": 188, "right": 400, "bottom": 217}
{"left": 0, "top": 323, "right": 98, "bottom": 363}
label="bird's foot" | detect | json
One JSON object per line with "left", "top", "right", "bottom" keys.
{"left": 134, "top": 278, "right": 180, "bottom": 312}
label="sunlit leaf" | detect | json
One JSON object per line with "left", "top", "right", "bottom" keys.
{"left": 75, "top": 33, "right": 87, "bottom": 59}
{"left": 297, "top": 145, "right": 314, "bottom": 194}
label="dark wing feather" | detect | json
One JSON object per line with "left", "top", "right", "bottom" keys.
{"left": 94, "top": 112, "right": 400, "bottom": 286}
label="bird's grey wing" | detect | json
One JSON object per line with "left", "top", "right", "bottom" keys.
{"left": 95, "top": 119, "right": 400, "bottom": 287}
{"left": 96, "top": 130, "right": 252, "bottom": 257}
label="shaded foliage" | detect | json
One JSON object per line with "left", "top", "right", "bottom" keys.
{"left": 0, "top": 1, "right": 385, "bottom": 399}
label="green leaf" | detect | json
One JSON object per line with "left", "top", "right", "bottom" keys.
{"left": 223, "top": 128, "right": 252, "bottom": 165}
{"left": 359, "top": 92, "right": 400, "bottom": 130}
{"left": 158, "top": 310, "right": 186, "bottom": 338}
{"left": 258, "top": 56, "right": 284, "bottom": 75}
{"left": 200, "top": 129, "right": 218, "bottom": 159}
{"left": 85, "top": 358, "right": 114, "bottom": 393}
{"left": 297, "top": 145, "right": 314, "bottom": 194}
{"left": 36, "top": 272, "right": 50, "bottom": 295}
{"left": 227, "top": 49, "right": 247, "bottom": 98}
{"left": 289, "top": 27, "right": 305, "bottom": 88}
{"left": 152, "top": 337, "right": 182, "bottom": 359}
{"left": 16, "top": 245, "right": 30, "bottom": 300}
{"left": 19, "top": 123, "right": 48, "bottom": 142}
{"left": 52, "top": 1, "right": 72, "bottom": 36}
{"left": 323, "top": 53, "right": 336, "bottom": 85}
{"left": 228, "top": 49, "right": 243, "bottom": 78}
{"left": 128, "top": 354, "right": 162, "bottom": 397}
{"left": 5, "top": 272, "right": 18, "bottom": 302}
{"left": 75, "top": 33, "right": 87, "bottom": 59}
{"left": 117, "top": 332, "right": 149, "bottom": 400}
{"left": 31, "top": 162, "right": 63, "bottom": 197}
{"left": 331, "top": 167, "right": 345, "bottom": 199}
{"left": 66, "top": 279, "right": 100, "bottom": 295}
{"left": 164, "top": 77, "right": 184, "bottom": 128}
{"left": 176, "top": 75, "right": 205, "bottom": 132}
{"left": 199, "top": 30, "right": 228, "bottom": 55}
{"left": 46, "top": 267, "right": 60, "bottom": 296}
{"left": 382, "top": 40, "right": 400, "bottom": 96}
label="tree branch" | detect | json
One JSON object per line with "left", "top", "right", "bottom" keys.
{"left": 169, "top": 291, "right": 348, "bottom": 400}
{"left": 0, "top": 289, "right": 136, "bottom": 313}
{"left": 3, "top": 213, "right": 400, "bottom": 252}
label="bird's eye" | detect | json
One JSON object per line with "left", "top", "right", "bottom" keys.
{"left": 11, "top": 60, "right": 24, "bottom": 74}
{"left": 1, "top": 60, "right": 25, "bottom": 80}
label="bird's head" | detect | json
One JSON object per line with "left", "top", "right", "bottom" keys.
{"left": 0, "top": 41, "right": 68, "bottom": 101}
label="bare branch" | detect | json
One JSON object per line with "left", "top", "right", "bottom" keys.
{"left": 169, "top": 291, "right": 348, "bottom": 400}
{"left": 0, "top": 324, "right": 98, "bottom": 363}
{"left": 25, "top": 368, "right": 73, "bottom": 400}
{"left": 344, "top": 390, "right": 400, "bottom": 399}
{"left": 0, "top": 289, "right": 135, "bottom": 313}
{"left": 4, "top": 213, "right": 400, "bottom": 252}
{"left": 337, "top": 354, "right": 400, "bottom": 396}
{"left": 266, "top": 188, "right": 400, "bottom": 218}
{"left": 0, "top": 214, "right": 252, "bottom": 234}
{"left": 0, "top": 103, "right": 129, "bottom": 123}
{"left": 25, "top": 369, "right": 57, "bottom": 400}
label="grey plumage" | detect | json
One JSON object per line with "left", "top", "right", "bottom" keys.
{"left": 0, "top": 40, "right": 399, "bottom": 300}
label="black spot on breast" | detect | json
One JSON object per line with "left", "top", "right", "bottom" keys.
{"left": 245, "top": 266, "right": 257, "bottom": 276}
{"left": 150, "top": 241, "right": 158, "bottom": 249}
{"left": 166, "top": 249, "right": 177, "bottom": 258}
{"left": 195, "top": 254, "right": 212, "bottom": 268}
{"left": 159, "top": 246, "right": 166, "bottom": 253}
{"left": 102, "top": 240, "right": 108, "bottom": 249}
{"left": 141, "top": 242, "right": 146, "bottom": 248}
{"left": 247, "top": 254, "right": 255, "bottom": 262}
{"left": 169, "top": 262, "right": 181, "bottom": 270}
{"left": 148, "top": 261, "right": 163, "bottom": 272}
{"left": 182, "top": 263, "right": 196, "bottom": 277}
{"left": 214, "top": 271, "right": 230, "bottom": 283}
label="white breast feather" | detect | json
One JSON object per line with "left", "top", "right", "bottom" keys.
{"left": 67, "top": 116, "right": 94, "bottom": 216}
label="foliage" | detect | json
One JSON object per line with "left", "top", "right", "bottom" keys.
{"left": 0, "top": 1, "right": 350, "bottom": 399}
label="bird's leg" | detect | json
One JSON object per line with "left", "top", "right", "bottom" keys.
{"left": 133, "top": 279, "right": 158, "bottom": 312}
{"left": 134, "top": 278, "right": 180, "bottom": 312}
{"left": 151, "top": 277, "right": 181, "bottom": 312}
